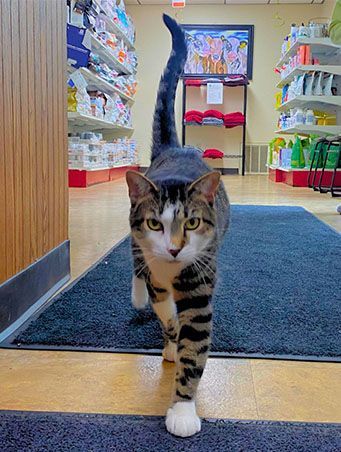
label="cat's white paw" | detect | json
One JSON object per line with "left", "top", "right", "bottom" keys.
{"left": 162, "top": 341, "right": 177, "bottom": 362}
{"left": 132, "top": 276, "right": 148, "bottom": 309}
{"left": 165, "top": 401, "right": 201, "bottom": 437}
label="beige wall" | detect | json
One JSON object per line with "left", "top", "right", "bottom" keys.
{"left": 127, "top": 2, "right": 335, "bottom": 167}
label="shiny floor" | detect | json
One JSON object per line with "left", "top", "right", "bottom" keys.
{"left": 0, "top": 175, "right": 340, "bottom": 423}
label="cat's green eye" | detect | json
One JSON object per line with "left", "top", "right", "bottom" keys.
{"left": 147, "top": 218, "right": 163, "bottom": 231}
{"left": 185, "top": 218, "right": 200, "bottom": 231}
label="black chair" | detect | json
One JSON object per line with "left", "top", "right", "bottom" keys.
{"left": 318, "top": 135, "right": 341, "bottom": 197}
{"left": 308, "top": 137, "right": 328, "bottom": 190}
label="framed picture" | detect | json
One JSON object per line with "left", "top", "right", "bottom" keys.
{"left": 182, "top": 24, "right": 254, "bottom": 80}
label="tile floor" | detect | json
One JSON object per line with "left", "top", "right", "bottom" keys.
{"left": 0, "top": 175, "right": 340, "bottom": 424}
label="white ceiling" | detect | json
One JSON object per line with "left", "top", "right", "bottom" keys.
{"left": 126, "top": 0, "right": 324, "bottom": 4}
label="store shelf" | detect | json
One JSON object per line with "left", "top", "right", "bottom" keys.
{"left": 276, "top": 65, "right": 341, "bottom": 88}
{"left": 268, "top": 165, "right": 341, "bottom": 187}
{"left": 276, "top": 38, "right": 340, "bottom": 69}
{"left": 98, "top": 13, "right": 135, "bottom": 50}
{"left": 90, "top": 34, "right": 134, "bottom": 75}
{"left": 71, "top": 67, "right": 134, "bottom": 103}
{"left": 277, "top": 96, "right": 341, "bottom": 113}
{"left": 276, "top": 125, "right": 340, "bottom": 136}
{"left": 68, "top": 112, "right": 133, "bottom": 133}
{"left": 268, "top": 164, "right": 338, "bottom": 172}
{"left": 69, "top": 164, "right": 139, "bottom": 187}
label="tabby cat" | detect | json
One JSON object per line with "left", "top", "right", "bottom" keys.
{"left": 126, "top": 14, "right": 230, "bottom": 437}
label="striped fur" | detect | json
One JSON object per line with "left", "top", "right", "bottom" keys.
{"left": 151, "top": 14, "right": 187, "bottom": 161}
{"left": 126, "top": 14, "right": 230, "bottom": 438}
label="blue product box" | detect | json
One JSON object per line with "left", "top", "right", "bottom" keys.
{"left": 67, "top": 24, "right": 91, "bottom": 68}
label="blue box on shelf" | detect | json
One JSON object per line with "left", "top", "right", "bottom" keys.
{"left": 67, "top": 24, "right": 91, "bottom": 68}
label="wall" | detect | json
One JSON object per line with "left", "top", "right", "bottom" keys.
{"left": 0, "top": 0, "right": 68, "bottom": 284}
{"left": 127, "top": 2, "right": 335, "bottom": 166}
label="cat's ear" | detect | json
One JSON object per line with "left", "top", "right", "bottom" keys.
{"left": 188, "top": 171, "right": 221, "bottom": 203}
{"left": 126, "top": 171, "right": 158, "bottom": 203}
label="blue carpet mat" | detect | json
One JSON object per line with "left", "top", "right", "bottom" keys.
{"left": 1, "top": 411, "right": 340, "bottom": 451}
{"left": 4, "top": 206, "right": 341, "bottom": 361}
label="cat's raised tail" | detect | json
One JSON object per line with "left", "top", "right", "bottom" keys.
{"left": 151, "top": 14, "right": 187, "bottom": 161}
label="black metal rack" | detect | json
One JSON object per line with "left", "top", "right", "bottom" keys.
{"left": 181, "top": 75, "right": 249, "bottom": 175}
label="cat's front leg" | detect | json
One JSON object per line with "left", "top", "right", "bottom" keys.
{"left": 131, "top": 275, "right": 149, "bottom": 309}
{"left": 166, "top": 271, "right": 213, "bottom": 437}
{"left": 147, "top": 280, "right": 179, "bottom": 363}
{"left": 131, "top": 242, "right": 149, "bottom": 310}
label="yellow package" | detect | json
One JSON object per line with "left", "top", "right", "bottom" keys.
{"left": 314, "top": 110, "right": 337, "bottom": 126}
{"left": 275, "top": 92, "right": 282, "bottom": 109}
{"left": 67, "top": 86, "right": 77, "bottom": 112}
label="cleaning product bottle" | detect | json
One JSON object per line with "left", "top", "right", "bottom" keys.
{"left": 291, "top": 24, "right": 298, "bottom": 44}
{"left": 298, "top": 23, "right": 309, "bottom": 38}
{"left": 305, "top": 109, "right": 316, "bottom": 126}
{"left": 294, "top": 108, "right": 304, "bottom": 125}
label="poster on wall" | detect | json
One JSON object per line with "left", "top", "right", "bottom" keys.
{"left": 182, "top": 24, "right": 254, "bottom": 80}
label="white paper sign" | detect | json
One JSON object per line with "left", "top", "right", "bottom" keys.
{"left": 207, "top": 82, "right": 223, "bottom": 104}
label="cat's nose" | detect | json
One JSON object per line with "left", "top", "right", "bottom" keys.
{"left": 168, "top": 248, "right": 180, "bottom": 258}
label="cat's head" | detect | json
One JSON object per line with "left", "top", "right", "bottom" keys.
{"left": 126, "top": 171, "right": 220, "bottom": 265}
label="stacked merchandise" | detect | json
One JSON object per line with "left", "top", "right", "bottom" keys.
{"left": 184, "top": 110, "right": 245, "bottom": 129}
{"left": 224, "top": 112, "right": 245, "bottom": 128}
{"left": 184, "top": 75, "right": 248, "bottom": 87}
{"left": 68, "top": 132, "right": 138, "bottom": 169}
{"left": 276, "top": 72, "right": 339, "bottom": 108}
{"left": 68, "top": 82, "right": 92, "bottom": 116}
{"left": 202, "top": 149, "right": 224, "bottom": 159}
{"left": 184, "top": 110, "right": 203, "bottom": 125}
{"left": 277, "top": 107, "right": 337, "bottom": 131}
{"left": 276, "top": 21, "right": 340, "bottom": 81}
{"left": 274, "top": 21, "right": 340, "bottom": 143}
{"left": 202, "top": 110, "right": 224, "bottom": 127}
{"left": 88, "top": 54, "right": 137, "bottom": 98}
{"left": 67, "top": 0, "right": 137, "bottom": 74}
{"left": 67, "top": 72, "right": 132, "bottom": 127}
{"left": 94, "top": 0, "right": 135, "bottom": 45}
{"left": 94, "top": 30, "right": 137, "bottom": 73}
{"left": 267, "top": 135, "right": 330, "bottom": 170}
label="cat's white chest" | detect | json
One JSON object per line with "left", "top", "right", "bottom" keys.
{"left": 148, "top": 259, "right": 183, "bottom": 291}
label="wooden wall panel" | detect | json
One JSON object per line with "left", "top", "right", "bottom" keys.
{"left": 0, "top": 0, "right": 68, "bottom": 284}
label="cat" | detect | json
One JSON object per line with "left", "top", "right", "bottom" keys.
{"left": 126, "top": 14, "right": 230, "bottom": 438}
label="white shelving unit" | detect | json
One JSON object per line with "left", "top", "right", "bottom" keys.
{"left": 276, "top": 125, "right": 340, "bottom": 136}
{"left": 72, "top": 67, "right": 134, "bottom": 104}
{"left": 277, "top": 96, "right": 341, "bottom": 113}
{"left": 98, "top": 13, "right": 135, "bottom": 50}
{"left": 275, "top": 36, "right": 341, "bottom": 138}
{"left": 90, "top": 34, "right": 134, "bottom": 75}
{"left": 276, "top": 37, "right": 340, "bottom": 69}
{"left": 67, "top": 1, "right": 138, "bottom": 181}
{"left": 68, "top": 112, "right": 133, "bottom": 133}
{"left": 276, "top": 65, "right": 341, "bottom": 88}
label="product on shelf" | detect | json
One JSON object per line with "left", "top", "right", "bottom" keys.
{"left": 68, "top": 81, "right": 92, "bottom": 115}
{"left": 277, "top": 107, "right": 337, "bottom": 130}
{"left": 276, "top": 71, "right": 340, "bottom": 109}
{"left": 68, "top": 0, "right": 135, "bottom": 46}
{"left": 279, "top": 21, "right": 329, "bottom": 59}
{"left": 184, "top": 110, "right": 245, "bottom": 128}
{"left": 68, "top": 133, "right": 138, "bottom": 169}
{"left": 267, "top": 135, "right": 327, "bottom": 170}
{"left": 87, "top": 54, "right": 137, "bottom": 98}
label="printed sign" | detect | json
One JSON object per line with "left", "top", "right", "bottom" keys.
{"left": 207, "top": 82, "right": 223, "bottom": 104}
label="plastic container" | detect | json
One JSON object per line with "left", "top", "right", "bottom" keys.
{"left": 305, "top": 110, "right": 316, "bottom": 126}
{"left": 294, "top": 108, "right": 304, "bottom": 125}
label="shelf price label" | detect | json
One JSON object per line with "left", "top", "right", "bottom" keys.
{"left": 172, "top": 0, "right": 186, "bottom": 8}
